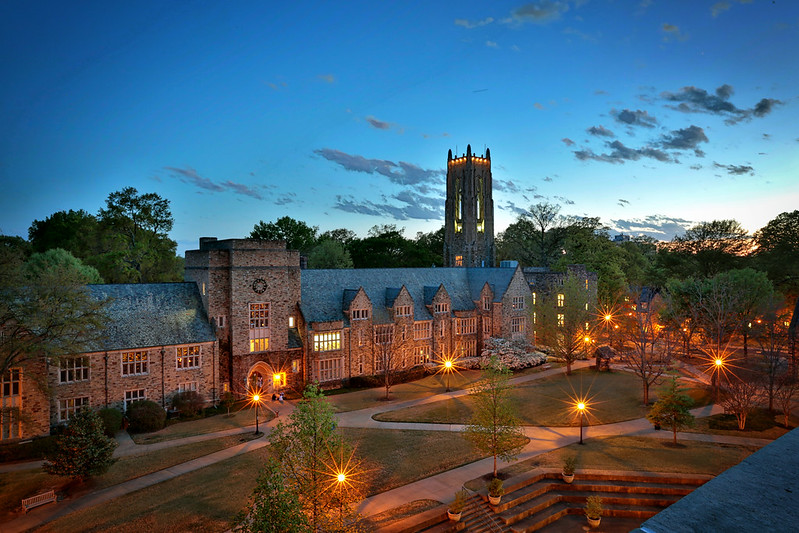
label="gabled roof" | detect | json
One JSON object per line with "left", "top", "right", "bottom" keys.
{"left": 85, "top": 283, "right": 216, "bottom": 352}
{"left": 300, "top": 267, "right": 519, "bottom": 326}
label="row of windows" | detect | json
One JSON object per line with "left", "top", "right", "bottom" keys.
{"left": 313, "top": 332, "right": 341, "bottom": 352}
{"left": 456, "top": 318, "right": 477, "bottom": 335}
{"left": 58, "top": 383, "right": 200, "bottom": 422}
{"left": 56, "top": 348, "right": 204, "bottom": 383}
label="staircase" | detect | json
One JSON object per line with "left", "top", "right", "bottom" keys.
{"left": 383, "top": 469, "right": 710, "bottom": 533}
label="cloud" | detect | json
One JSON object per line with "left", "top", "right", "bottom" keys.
{"left": 659, "top": 125, "right": 709, "bottom": 150}
{"left": 454, "top": 17, "right": 494, "bottom": 28}
{"left": 618, "top": 198, "right": 630, "bottom": 207}
{"left": 274, "top": 193, "right": 298, "bottom": 206}
{"left": 762, "top": 133, "right": 771, "bottom": 140}
{"left": 713, "top": 162, "right": 755, "bottom": 175}
{"left": 534, "top": 102, "right": 544, "bottom": 109}
{"left": 165, "top": 166, "right": 265, "bottom": 200}
{"left": 712, "top": 0, "right": 752, "bottom": 17}
{"left": 611, "top": 215, "right": 695, "bottom": 241}
{"left": 505, "top": 1, "right": 569, "bottom": 25}
{"left": 661, "top": 84, "right": 783, "bottom": 123}
{"left": 366, "top": 116, "right": 391, "bottom": 130}
{"left": 486, "top": 40, "right": 499, "bottom": 48}
{"left": 587, "top": 125, "right": 615, "bottom": 137}
{"left": 543, "top": 176, "right": 553, "bottom": 182}
{"left": 333, "top": 191, "right": 442, "bottom": 221}
{"left": 500, "top": 201, "right": 528, "bottom": 215}
{"left": 662, "top": 23, "right": 688, "bottom": 41}
{"left": 574, "top": 140, "right": 672, "bottom": 164}
{"left": 612, "top": 108, "right": 658, "bottom": 128}
{"left": 561, "top": 137, "right": 575, "bottom": 146}
{"left": 314, "top": 148, "right": 443, "bottom": 187}
{"left": 318, "top": 74, "right": 335, "bottom": 83}
{"left": 554, "top": 195, "right": 575, "bottom": 205}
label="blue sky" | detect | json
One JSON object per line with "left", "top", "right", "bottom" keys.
{"left": 2, "top": 1, "right": 797, "bottom": 255}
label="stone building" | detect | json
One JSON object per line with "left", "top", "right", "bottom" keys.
{"left": 444, "top": 144, "right": 495, "bottom": 267}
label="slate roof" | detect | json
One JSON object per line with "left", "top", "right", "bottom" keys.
{"left": 85, "top": 283, "right": 216, "bottom": 352}
{"left": 300, "top": 267, "right": 519, "bottom": 326}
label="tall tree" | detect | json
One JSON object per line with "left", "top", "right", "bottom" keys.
{"left": 721, "top": 369, "right": 762, "bottom": 430}
{"left": 464, "top": 356, "right": 525, "bottom": 478}
{"left": 752, "top": 294, "right": 791, "bottom": 411}
{"left": 232, "top": 458, "right": 311, "bottom": 533}
{"left": 669, "top": 219, "right": 753, "bottom": 278}
{"left": 270, "top": 385, "right": 360, "bottom": 530}
{"left": 619, "top": 287, "right": 670, "bottom": 405}
{"left": 307, "top": 239, "right": 353, "bottom": 269}
{"left": 1, "top": 248, "right": 108, "bottom": 376}
{"left": 250, "top": 216, "right": 319, "bottom": 255}
{"left": 414, "top": 226, "right": 445, "bottom": 267}
{"left": 25, "top": 248, "right": 104, "bottom": 284}
{"left": 497, "top": 202, "right": 568, "bottom": 268}
{"left": 348, "top": 225, "right": 428, "bottom": 268}
{"left": 43, "top": 409, "right": 117, "bottom": 481}
{"left": 96, "top": 187, "right": 181, "bottom": 283}
{"left": 720, "top": 268, "right": 774, "bottom": 358}
{"left": 28, "top": 209, "right": 99, "bottom": 258}
{"left": 373, "top": 323, "right": 415, "bottom": 400}
{"left": 536, "top": 273, "right": 593, "bottom": 375}
{"left": 754, "top": 210, "right": 799, "bottom": 298}
{"left": 646, "top": 376, "right": 695, "bottom": 444}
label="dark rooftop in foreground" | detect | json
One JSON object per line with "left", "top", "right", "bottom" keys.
{"left": 635, "top": 428, "right": 799, "bottom": 533}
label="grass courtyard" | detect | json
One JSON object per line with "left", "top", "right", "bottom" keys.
{"left": 373, "top": 367, "right": 712, "bottom": 426}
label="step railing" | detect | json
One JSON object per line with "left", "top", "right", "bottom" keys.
{"left": 460, "top": 485, "right": 505, "bottom": 533}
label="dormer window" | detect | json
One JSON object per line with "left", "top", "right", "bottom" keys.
{"left": 435, "top": 303, "right": 450, "bottom": 314}
{"left": 395, "top": 305, "right": 412, "bottom": 317}
{"left": 352, "top": 308, "right": 370, "bottom": 320}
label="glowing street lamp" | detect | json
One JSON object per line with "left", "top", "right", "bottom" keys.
{"left": 713, "top": 357, "right": 725, "bottom": 402}
{"left": 444, "top": 359, "right": 453, "bottom": 392}
{"left": 252, "top": 393, "right": 261, "bottom": 435}
{"left": 577, "top": 401, "right": 587, "bottom": 445}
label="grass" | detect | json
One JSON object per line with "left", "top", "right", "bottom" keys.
{"left": 130, "top": 406, "right": 274, "bottom": 444}
{"left": 0, "top": 433, "right": 258, "bottom": 519}
{"left": 688, "top": 408, "right": 798, "bottom": 440}
{"left": 36, "top": 428, "right": 488, "bottom": 533}
{"left": 374, "top": 368, "right": 712, "bottom": 426}
{"left": 465, "top": 435, "right": 762, "bottom": 490}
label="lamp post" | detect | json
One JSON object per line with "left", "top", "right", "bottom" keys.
{"left": 577, "top": 401, "right": 586, "bottom": 444}
{"left": 252, "top": 393, "right": 260, "bottom": 435}
{"left": 714, "top": 357, "right": 724, "bottom": 403}
{"left": 444, "top": 360, "right": 453, "bottom": 392}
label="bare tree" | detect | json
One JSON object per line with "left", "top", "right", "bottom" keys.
{"left": 721, "top": 370, "right": 763, "bottom": 430}
{"left": 373, "top": 323, "right": 415, "bottom": 400}
{"left": 537, "top": 273, "right": 593, "bottom": 375}
{"left": 619, "top": 287, "right": 670, "bottom": 405}
{"left": 752, "top": 295, "right": 791, "bottom": 411}
{"left": 774, "top": 373, "right": 799, "bottom": 428}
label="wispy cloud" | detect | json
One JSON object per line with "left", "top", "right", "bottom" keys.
{"left": 713, "top": 162, "right": 755, "bottom": 175}
{"left": 505, "top": 1, "right": 570, "bottom": 25}
{"left": 314, "top": 148, "right": 443, "bottom": 188}
{"left": 662, "top": 23, "right": 688, "bottom": 42}
{"left": 317, "top": 74, "right": 335, "bottom": 83}
{"left": 661, "top": 84, "right": 783, "bottom": 124}
{"left": 618, "top": 198, "right": 630, "bottom": 207}
{"left": 454, "top": 17, "right": 494, "bottom": 28}
{"left": 575, "top": 140, "right": 672, "bottom": 164}
{"left": 712, "top": 0, "right": 752, "bottom": 17}
{"left": 366, "top": 116, "right": 391, "bottom": 130}
{"left": 561, "top": 137, "right": 575, "bottom": 146}
{"left": 611, "top": 214, "right": 695, "bottom": 241}
{"left": 612, "top": 108, "right": 658, "bottom": 128}
{"left": 587, "top": 125, "right": 615, "bottom": 137}
{"left": 165, "top": 166, "right": 264, "bottom": 200}
{"left": 486, "top": 40, "right": 499, "bottom": 48}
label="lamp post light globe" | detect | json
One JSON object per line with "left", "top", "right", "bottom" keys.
{"left": 577, "top": 402, "right": 586, "bottom": 445}
{"left": 252, "top": 393, "right": 261, "bottom": 435}
{"left": 337, "top": 473, "right": 346, "bottom": 483}
{"left": 443, "top": 360, "right": 453, "bottom": 392}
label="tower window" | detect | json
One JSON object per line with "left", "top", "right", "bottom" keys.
{"left": 455, "top": 255, "right": 463, "bottom": 267}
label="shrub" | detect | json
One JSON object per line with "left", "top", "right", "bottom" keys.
{"left": 220, "top": 391, "right": 236, "bottom": 415}
{"left": 171, "top": 391, "right": 205, "bottom": 418}
{"left": 97, "top": 407, "right": 123, "bottom": 437}
{"left": 487, "top": 477, "right": 504, "bottom": 497}
{"left": 43, "top": 409, "right": 117, "bottom": 480}
{"left": 0, "top": 435, "right": 58, "bottom": 462}
{"left": 126, "top": 400, "right": 166, "bottom": 433}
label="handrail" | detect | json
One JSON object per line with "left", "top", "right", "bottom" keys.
{"left": 460, "top": 484, "right": 504, "bottom": 533}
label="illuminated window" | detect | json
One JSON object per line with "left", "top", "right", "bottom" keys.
{"left": 58, "top": 396, "right": 89, "bottom": 422}
{"left": 374, "top": 325, "right": 393, "bottom": 345}
{"left": 124, "top": 388, "right": 146, "bottom": 411}
{"left": 122, "top": 351, "right": 148, "bottom": 376}
{"left": 455, "top": 255, "right": 463, "bottom": 267}
{"left": 585, "top": 279, "right": 589, "bottom": 290}
{"left": 511, "top": 317, "right": 525, "bottom": 337}
{"left": 533, "top": 312, "right": 537, "bottom": 324}
{"left": 292, "top": 360, "right": 300, "bottom": 373}
{"left": 317, "top": 358, "right": 342, "bottom": 382}
{"left": 202, "top": 282, "right": 206, "bottom": 295}
{"left": 249, "top": 302, "right": 270, "bottom": 352}
{"left": 272, "top": 373, "right": 286, "bottom": 388}
{"left": 178, "top": 382, "right": 197, "bottom": 393}
{"left": 585, "top": 302, "right": 589, "bottom": 311}
{"left": 414, "top": 345, "right": 431, "bottom": 365}
{"left": 395, "top": 305, "right": 412, "bottom": 317}
{"left": 435, "top": 303, "right": 450, "bottom": 314}
{"left": 557, "top": 294, "right": 565, "bottom": 307}
{"left": 288, "top": 316, "right": 295, "bottom": 328}
{"left": 512, "top": 296, "right": 525, "bottom": 310}
{"left": 414, "top": 321, "right": 432, "bottom": 340}
{"left": 1, "top": 369, "right": 21, "bottom": 440}
{"left": 457, "top": 340, "right": 477, "bottom": 357}
{"left": 313, "top": 332, "right": 341, "bottom": 352}
{"left": 352, "top": 308, "right": 370, "bottom": 320}
{"left": 59, "top": 357, "right": 89, "bottom": 384}
{"left": 456, "top": 318, "right": 477, "bottom": 335}
{"left": 557, "top": 314, "right": 565, "bottom": 327}
{"left": 532, "top": 292, "right": 537, "bottom": 305}
{"left": 176, "top": 346, "right": 201, "bottom": 370}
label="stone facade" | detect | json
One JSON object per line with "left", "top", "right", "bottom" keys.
{"left": 444, "top": 144, "right": 495, "bottom": 267}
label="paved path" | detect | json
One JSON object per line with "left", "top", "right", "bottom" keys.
{"left": 1, "top": 363, "right": 776, "bottom": 532}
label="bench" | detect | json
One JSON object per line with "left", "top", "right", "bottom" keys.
{"left": 22, "top": 490, "right": 56, "bottom": 512}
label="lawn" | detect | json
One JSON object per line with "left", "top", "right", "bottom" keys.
{"left": 35, "top": 428, "right": 487, "bottom": 533}
{"left": 465, "top": 435, "right": 762, "bottom": 490}
{"left": 688, "top": 408, "right": 798, "bottom": 440}
{"left": 0, "top": 434, "right": 258, "bottom": 519}
{"left": 130, "top": 405, "right": 274, "bottom": 444}
{"left": 374, "top": 368, "right": 712, "bottom": 426}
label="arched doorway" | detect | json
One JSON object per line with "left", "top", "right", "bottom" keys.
{"left": 247, "top": 361, "right": 277, "bottom": 395}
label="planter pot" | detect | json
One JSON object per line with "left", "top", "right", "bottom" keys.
{"left": 562, "top": 473, "right": 574, "bottom": 484}
{"left": 587, "top": 516, "right": 601, "bottom": 528}
{"left": 488, "top": 495, "right": 501, "bottom": 506}
{"left": 447, "top": 510, "right": 462, "bottom": 522}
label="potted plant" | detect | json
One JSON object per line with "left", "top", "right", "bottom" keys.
{"left": 585, "top": 495, "right": 603, "bottom": 527}
{"left": 448, "top": 489, "right": 468, "bottom": 521}
{"left": 562, "top": 455, "right": 577, "bottom": 483}
{"left": 487, "top": 478, "right": 504, "bottom": 505}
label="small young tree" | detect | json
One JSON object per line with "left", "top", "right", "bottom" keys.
{"left": 721, "top": 370, "right": 763, "bottom": 430}
{"left": 43, "top": 409, "right": 117, "bottom": 481}
{"left": 536, "top": 273, "right": 593, "bottom": 375}
{"left": 232, "top": 458, "right": 311, "bottom": 533}
{"left": 774, "top": 373, "right": 799, "bottom": 428}
{"left": 373, "top": 323, "right": 415, "bottom": 400}
{"left": 646, "top": 376, "right": 695, "bottom": 444}
{"left": 464, "top": 356, "right": 526, "bottom": 477}
{"left": 220, "top": 390, "right": 236, "bottom": 415}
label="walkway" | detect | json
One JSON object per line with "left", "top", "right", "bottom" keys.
{"left": 1, "top": 363, "right": 775, "bottom": 532}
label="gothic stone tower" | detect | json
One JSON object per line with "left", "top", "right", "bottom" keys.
{"left": 444, "top": 144, "right": 495, "bottom": 267}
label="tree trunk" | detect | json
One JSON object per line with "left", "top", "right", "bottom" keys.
{"left": 643, "top": 381, "right": 649, "bottom": 405}
{"left": 672, "top": 424, "right": 677, "bottom": 445}
{"left": 566, "top": 360, "right": 572, "bottom": 375}
{"left": 742, "top": 330, "right": 748, "bottom": 359}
